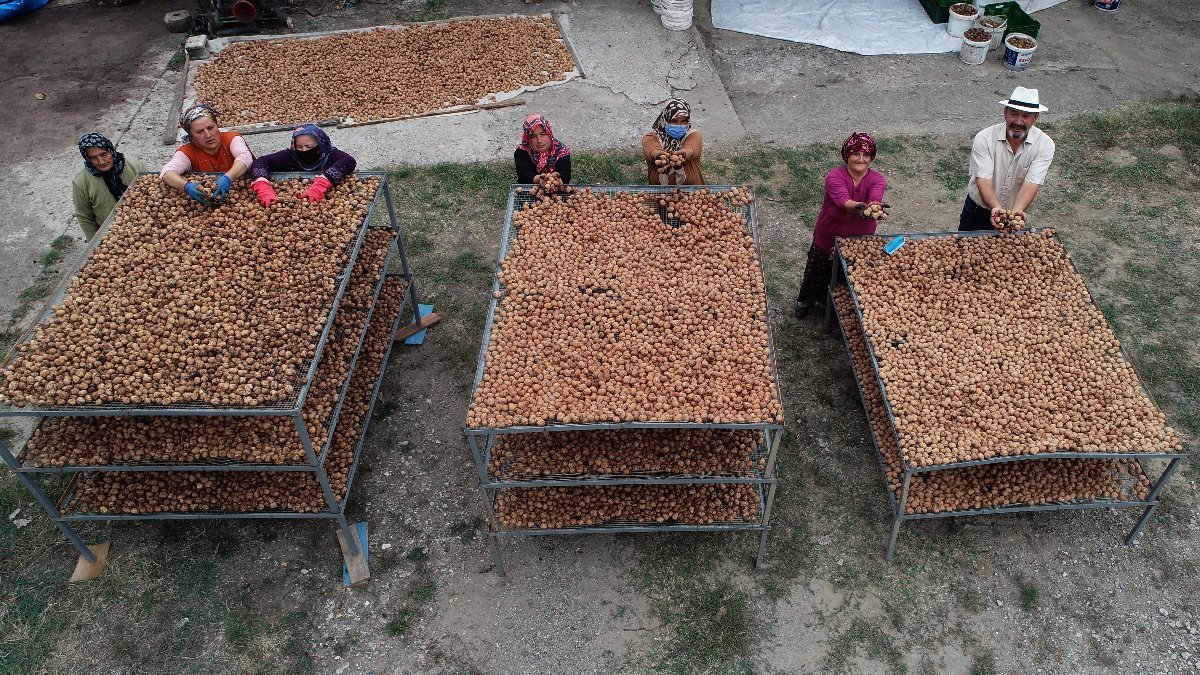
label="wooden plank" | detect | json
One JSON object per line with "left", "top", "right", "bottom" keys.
{"left": 338, "top": 100, "right": 525, "bottom": 130}
{"left": 393, "top": 312, "right": 441, "bottom": 342}
{"left": 68, "top": 542, "right": 110, "bottom": 583}
{"left": 336, "top": 523, "right": 370, "bottom": 586}
{"left": 162, "top": 53, "right": 191, "bottom": 145}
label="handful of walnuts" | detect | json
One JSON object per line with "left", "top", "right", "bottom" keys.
{"left": 995, "top": 209, "right": 1027, "bottom": 232}
{"left": 654, "top": 152, "right": 686, "bottom": 171}
{"left": 861, "top": 202, "right": 889, "bottom": 221}
{"left": 532, "top": 171, "right": 565, "bottom": 195}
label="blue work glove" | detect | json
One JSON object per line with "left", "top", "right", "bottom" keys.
{"left": 211, "top": 174, "right": 232, "bottom": 204}
{"left": 184, "top": 181, "right": 211, "bottom": 205}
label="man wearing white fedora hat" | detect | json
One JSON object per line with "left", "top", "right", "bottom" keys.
{"left": 960, "top": 86, "right": 1055, "bottom": 231}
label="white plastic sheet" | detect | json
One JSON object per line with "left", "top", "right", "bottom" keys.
{"left": 711, "top": 0, "right": 1066, "bottom": 56}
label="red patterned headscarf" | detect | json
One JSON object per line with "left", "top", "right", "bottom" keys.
{"left": 518, "top": 114, "right": 571, "bottom": 174}
{"left": 841, "top": 132, "right": 877, "bottom": 161}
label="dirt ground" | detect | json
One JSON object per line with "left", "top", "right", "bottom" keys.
{"left": 1, "top": 1, "right": 1199, "bottom": 674}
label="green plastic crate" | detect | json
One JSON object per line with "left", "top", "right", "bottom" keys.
{"left": 984, "top": 1, "right": 1041, "bottom": 39}
{"left": 920, "top": 0, "right": 959, "bottom": 24}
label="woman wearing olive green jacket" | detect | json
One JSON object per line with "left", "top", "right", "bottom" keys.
{"left": 72, "top": 133, "right": 146, "bottom": 240}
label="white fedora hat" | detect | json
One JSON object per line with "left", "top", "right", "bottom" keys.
{"left": 999, "top": 86, "right": 1049, "bottom": 112}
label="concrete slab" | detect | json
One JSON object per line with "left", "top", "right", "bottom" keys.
{"left": 0, "top": 0, "right": 741, "bottom": 324}
{"left": 693, "top": 0, "right": 1200, "bottom": 144}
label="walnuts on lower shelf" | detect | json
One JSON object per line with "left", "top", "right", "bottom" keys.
{"left": 494, "top": 483, "right": 760, "bottom": 529}
{"left": 467, "top": 188, "right": 782, "bottom": 428}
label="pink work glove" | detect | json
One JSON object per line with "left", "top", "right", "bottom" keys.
{"left": 299, "top": 175, "right": 333, "bottom": 204}
{"left": 250, "top": 178, "right": 278, "bottom": 208}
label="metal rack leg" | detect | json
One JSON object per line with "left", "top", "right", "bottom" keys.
{"left": 1125, "top": 458, "right": 1182, "bottom": 545}
{"left": 0, "top": 441, "right": 97, "bottom": 562}
{"left": 491, "top": 533, "right": 507, "bottom": 577}
{"left": 886, "top": 472, "right": 912, "bottom": 561}
{"left": 382, "top": 179, "right": 424, "bottom": 326}
{"left": 756, "top": 482, "right": 777, "bottom": 569}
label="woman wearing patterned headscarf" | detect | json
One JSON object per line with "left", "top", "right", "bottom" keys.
{"left": 160, "top": 102, "right": 254, "bottom": 205}
{"left": 793, "top": 132, "right": 888, "bottom": 319}
{"left": 514, "top": 113, "right": 572, "bottom": 185}
{"left": 248, "top": 124, "right": 358, "bottom": 207}
{"left": 642, "top": 97, "right": 704, "bottom": 186}
{"left": 72, "top": 133, "right": 147, "bottom": 240}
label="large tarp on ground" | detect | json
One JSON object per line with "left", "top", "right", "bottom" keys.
{"left": 711, "top": 0, "right": 1066, "bottom": 55}
{"left": 0, "top": 0, "right": 51, "bottom": 23}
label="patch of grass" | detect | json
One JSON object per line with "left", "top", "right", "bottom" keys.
{"left": 38, "top": 235, "right": 73, "bottom": 269}
{"left": 399, "top": 0, "right": 447, "bottom": 22}
{"left": 449, "top": 516, "right": 484, "bottom": 543}
{"left": 825, "top": 618, "right": 907, "bottom": 674}
{"left": 1015, "top": 577, "right": 1039, "bottom": 611}
{"left": 386, "top": 607, "right": 418, "bottom": 636}
{"left": 934, "top": 146, "right": 970, "bottom": 194}
{"left": 970, "top": 650, "right": 998, "bottom": 675}
{"left": 409, "top": 573, "right": 437, "bottom": 605}
{"left": 404, "top": 545, "right": 428, "bottom": 563}
{"left": 166, "top": 46, "right": 186, "bottom": 71}
{"left": 652, "top": 578, "right": 756, "bottom": 674}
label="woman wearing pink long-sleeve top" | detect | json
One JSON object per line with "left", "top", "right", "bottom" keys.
{"left": 794, "top": 132, "right": 887, "bottom": 318}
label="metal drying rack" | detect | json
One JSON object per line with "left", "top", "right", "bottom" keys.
{"left": 825, "top": 229, "right": 1186, "bottom": 559}
{"left": 463, "top": 185, "right": 786, "bottom": 575}
{"left": 0, "top": 171, "right": 424, "bottom": 582}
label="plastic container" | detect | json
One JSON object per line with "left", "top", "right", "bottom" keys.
{"left": 1003, "top": 32, "right": 1037, "bottom": 71}
{"left": 658, "top": 0, "right": 692, "bottom": 30}
{"left": 975, "top": 15, "right": 1007, "bottom": 49}
{"left": 947, "top": 3, "right": 980, "bottom": 37}
{"left": 960, "top": 29, "right": 991, "bottom": 64}
{"left": 984, "top": 1, "right": 1040, "bottom": 40}
{"left": 920, "top": 0, "right": 958, "bottom": 24}
{"left": 1094, "top": 0, "right": 1120, "bottom": 11}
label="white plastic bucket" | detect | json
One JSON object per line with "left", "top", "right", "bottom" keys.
{"left": 658, "top": 0, "right": 692, "bottom": 30}
{"left": 1003, "top": 32, "right": 1037, "bottom": 71}
{"left": 946, "top": 3, "right": 980, "bottom": 38}
{"left": 976, "top": 16, "right": 1007, "bottom": 50}
{"left": 959, "top": 30, "right": 991, "bottom": 65}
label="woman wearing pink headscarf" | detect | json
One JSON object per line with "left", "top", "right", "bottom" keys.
{"left": 794, "top": 132, "right": 887, "bottom": 319}
{"left": 514, "top": 113, "right": 572, "bottom": 184}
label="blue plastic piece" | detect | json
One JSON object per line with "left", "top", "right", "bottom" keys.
{"left": 884, "top": 236, "right": 905, "bottom": 255}
{"left": 342, "top": 521, "right": 368, "bottom": 587}
{"left": 0, "top": 0, "right": 50, "bottom": 23}
{"left": 403, "top": 304, "right": 435, "bottom": 345}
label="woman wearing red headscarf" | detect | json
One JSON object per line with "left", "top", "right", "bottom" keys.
{"left": 514, "top": 113, "right": 572, "bottom": 184}
{"left": 794, "top": 132, "right": 887, "bottom": 318}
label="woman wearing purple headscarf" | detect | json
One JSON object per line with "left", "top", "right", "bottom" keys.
{"left": 248, "top": 124, "right": 357, "bottom": 207}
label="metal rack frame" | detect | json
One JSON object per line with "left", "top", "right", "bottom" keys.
{"left": 464, "top": 185, "right": 785, "bottom": 575}
{"left": 0, "top": 172, "right": 423, "bottom": 572}
{"left": 824, "top": 229, "right": 1186, "bottom": 559}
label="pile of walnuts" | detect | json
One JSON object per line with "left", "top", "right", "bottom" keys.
{"left": 488, "top": 429, "right": 764, "bottom": 480}
{"left": 0, "top": 176, "right": 380, "bottom": 408}
{"left": 21, "top": 229, "right": 397, "bottom": 468}
{"left": 195, "top": 17, "right": 575, "bottom": 126}
{"left": 63, "top": 275, "right": 408, "bottom": 514}
{"left": 833, "top": 286, "right": 1150, "bottom": 514}
{"left": 838, "top": 231, "right": 1181, "bottom": 468}
{"left": 467, "top": 188, "right": 782, "bottom": 428}
{"left": 494, "top": 483, "right": 760, "bottom": 529}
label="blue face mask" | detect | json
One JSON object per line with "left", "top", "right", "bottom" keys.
{"left": 664, "top": 123, "right": 689, "bottom": 140}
